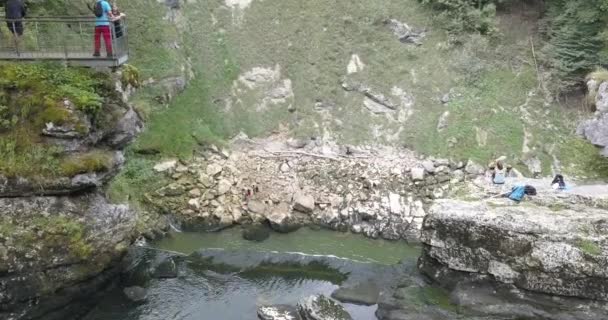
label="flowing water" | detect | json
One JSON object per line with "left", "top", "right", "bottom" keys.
{"left": 84, "top": 227, "right": 420, "bottom": 320}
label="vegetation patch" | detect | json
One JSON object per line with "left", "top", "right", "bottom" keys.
{"left": 1, "top": 215, "right": 93, "bottom": 260}
{"left": 576, "top": 239, "right": 602, "bottom": 256}
{"left": 0, "top": 63, "right": 114, "bottom": 179}
{"left": 59, "top": 151, "right": 114, "bottom": 177}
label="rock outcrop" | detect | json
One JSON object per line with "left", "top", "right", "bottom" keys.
{"left": 0, "top": 74, "right": 143, "bottom": 320}
{"left": 419, "top": 196, "right": 608, "bottom": 300}
{"left": 578, "top": 78, "right": 608, "bottom": 156}
{"left": 0, "top": 194, "right": 136, "bottom": 320}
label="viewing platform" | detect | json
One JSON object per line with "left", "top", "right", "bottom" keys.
{"left": 0, "top": 16, "right": 128, "bottom": 68}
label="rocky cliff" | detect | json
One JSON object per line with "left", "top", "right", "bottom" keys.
{"left": 418, "top": 192, "right": 608, "bottom": 301}
{"left": 578, "top": 74, "right": 608, "bottom": 157}
{"left": 0, "top": 67, "right": 142, "bottom": 320}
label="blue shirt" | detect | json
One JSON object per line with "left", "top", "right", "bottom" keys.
{"left": 95, "top": 0, "right": 112, "bottom": 26}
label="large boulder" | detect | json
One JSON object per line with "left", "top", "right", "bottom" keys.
{"left": 419, "top": 198, "right": 608, "bottom": 300}
{"left": 578, "top": 79, "right": 608, "bottom": 156}
{"left": 297, "top": 295, "right": 353, "bottom": 320}
{"left": 578, "top": 112, "right": 608, "bottom": 156}
{"left": 267, "top": 202, "right": 301, "bottom": 233}
{"left": 294, "top": 193, "right": 315, "bottom": 213}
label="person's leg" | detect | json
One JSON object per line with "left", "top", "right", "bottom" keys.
{"left": 101, "top": 26, "right": 113, "bottom": 56}
{"left": 94, "top": 26, "right": 102, "bottom": 56}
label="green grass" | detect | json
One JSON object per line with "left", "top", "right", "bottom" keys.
{"left": 557, "top": 138, "right": 608, "bottom": 179}
{"left": 576, "top": 239, "right": 602, "bottom": 256}
{"left": 107, "top": 154, "right": 169, "bottom": 203}
{"left": 0, "top": 63, "right": 116, "bottom": 179}
{"left": 0, "top": 133, "right": 62, "bottom": 178}
{"left": 60, "top": 151, "right": 114, "bottom": 177}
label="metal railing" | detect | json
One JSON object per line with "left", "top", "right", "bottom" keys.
{"left": 0, "top": 16, "right": 128, "bottom": 66}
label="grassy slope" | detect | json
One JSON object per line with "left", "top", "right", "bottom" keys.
{"left": 110, "top": 0, "right": 608, "bottom": 204}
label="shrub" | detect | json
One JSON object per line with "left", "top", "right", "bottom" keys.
{"left": 121, "top": 64, "right": 141, "bottom": 89}
{"left": 418, "top": 0, "right": 503, "bottom": 36}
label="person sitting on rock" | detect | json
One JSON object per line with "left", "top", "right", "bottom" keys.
{"left": 551, "top": 174, "right": 567, "bottom": 190}
{"left": 491, "top": 161, "right": 510, "bottom": 185}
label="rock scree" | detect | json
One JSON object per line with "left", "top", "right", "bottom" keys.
{"left": 148, "top": 135, "right": 476, "bottom": 242}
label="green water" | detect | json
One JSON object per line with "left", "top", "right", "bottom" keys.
{"left": 85, "top": 227, "right": 420, "bottom": 320}
{"left": 154, "top": 227, "right": 420, "bottom": 265}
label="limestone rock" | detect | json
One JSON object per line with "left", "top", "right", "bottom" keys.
{"left": 0, "top": 194, "right": 136, "bottom": 319}
{"left": 577, "top": 80, "right": 608, "bottom": 156}
{"left": 596, "top": 81, "right": 608, "bottom": 113}
{"left": 464, "top": 160, "right": 484, "bottom": 176}
{"left": 411, "top": 167, "right": 425, "bottom": 181}
{"left": 123, "top": 286, "right": 147, "bottom": 302}
{"left": 206, "top": 163, "right": 223, "bottom": 177}
{"left": 419, "top": 199, "right": 608, "bottom": 300}
{"left": 523, "top": 156, "right": 542, "bottom": 177}
{"left": 436, "top": 111, "right": 450, "bottom": 132}
{"left": 293, "top": 193, "right": 315, "bottom": 213}
{"left": 154, "top": 160, "right": 178, "bottom": 173}
{"left": 104, "top": 108, "right": 144, "bottom": 149}
{"left": 152, "top": 257, "right": 178, "bottom": 279}
{"left": 384, "top": 19, "right": 426, "bottom": 45}
{"left": 217, "top": 179, "right": 232, "bottom": 195}
{"left": 287, "top": 138, "right": 308, "bottom": 149}
{"left": 267, "top": 202, "right": 300, "bottom": 233}
{"left": 331, "top": 281, "right": 380, "bottom": 306}
{"left": 258, "top": 305, "right": 302, "bottom": 320}
{"left": 421, "top": 160, "right": 435, "bottom": 174}
{"left": 280, "top": 162, "right": 291, "bottom": 173}
{"left": 297, "top": 295, "right": 353, "bottom": 320}
{"left": 188, "top": 188, "right": 201, "bottom": 197}
{"left": 248, "top": 200, "right": 267, "bottom": 214}
{"left": 242, "top": 224, "right": 271, "bottom": 242}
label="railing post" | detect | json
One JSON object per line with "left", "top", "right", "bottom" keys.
{"left": 124, "top": 18, "right": 129, "bottom": 58}
{"left": 62, "top": 22, "right": 69, "bottom": 59}
{"left": 34, "top": 21, "right": 40, "bottom": 53}
{"left": 78, "top": 21, "right": 85, "bottom": 54}
{"left": 110, "top": 22, "right": 116, "bottom": 58}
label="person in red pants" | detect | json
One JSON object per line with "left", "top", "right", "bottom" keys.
{"left": 92, "top": 0, "right": 115, "bottom": 57}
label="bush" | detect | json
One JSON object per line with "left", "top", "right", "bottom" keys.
{"left": 419, "top": 0, "right": 504, "bottom": 37}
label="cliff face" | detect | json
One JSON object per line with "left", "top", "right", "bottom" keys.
{"left": 578, "top": 75, "right": 608, "bottom": 157}
{"left": 0, "top": 65, "right": 142, "bottom": 320}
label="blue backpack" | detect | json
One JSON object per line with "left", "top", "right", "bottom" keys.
{"left": 509, "top": 185, "right": 525, "bottom": 201}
